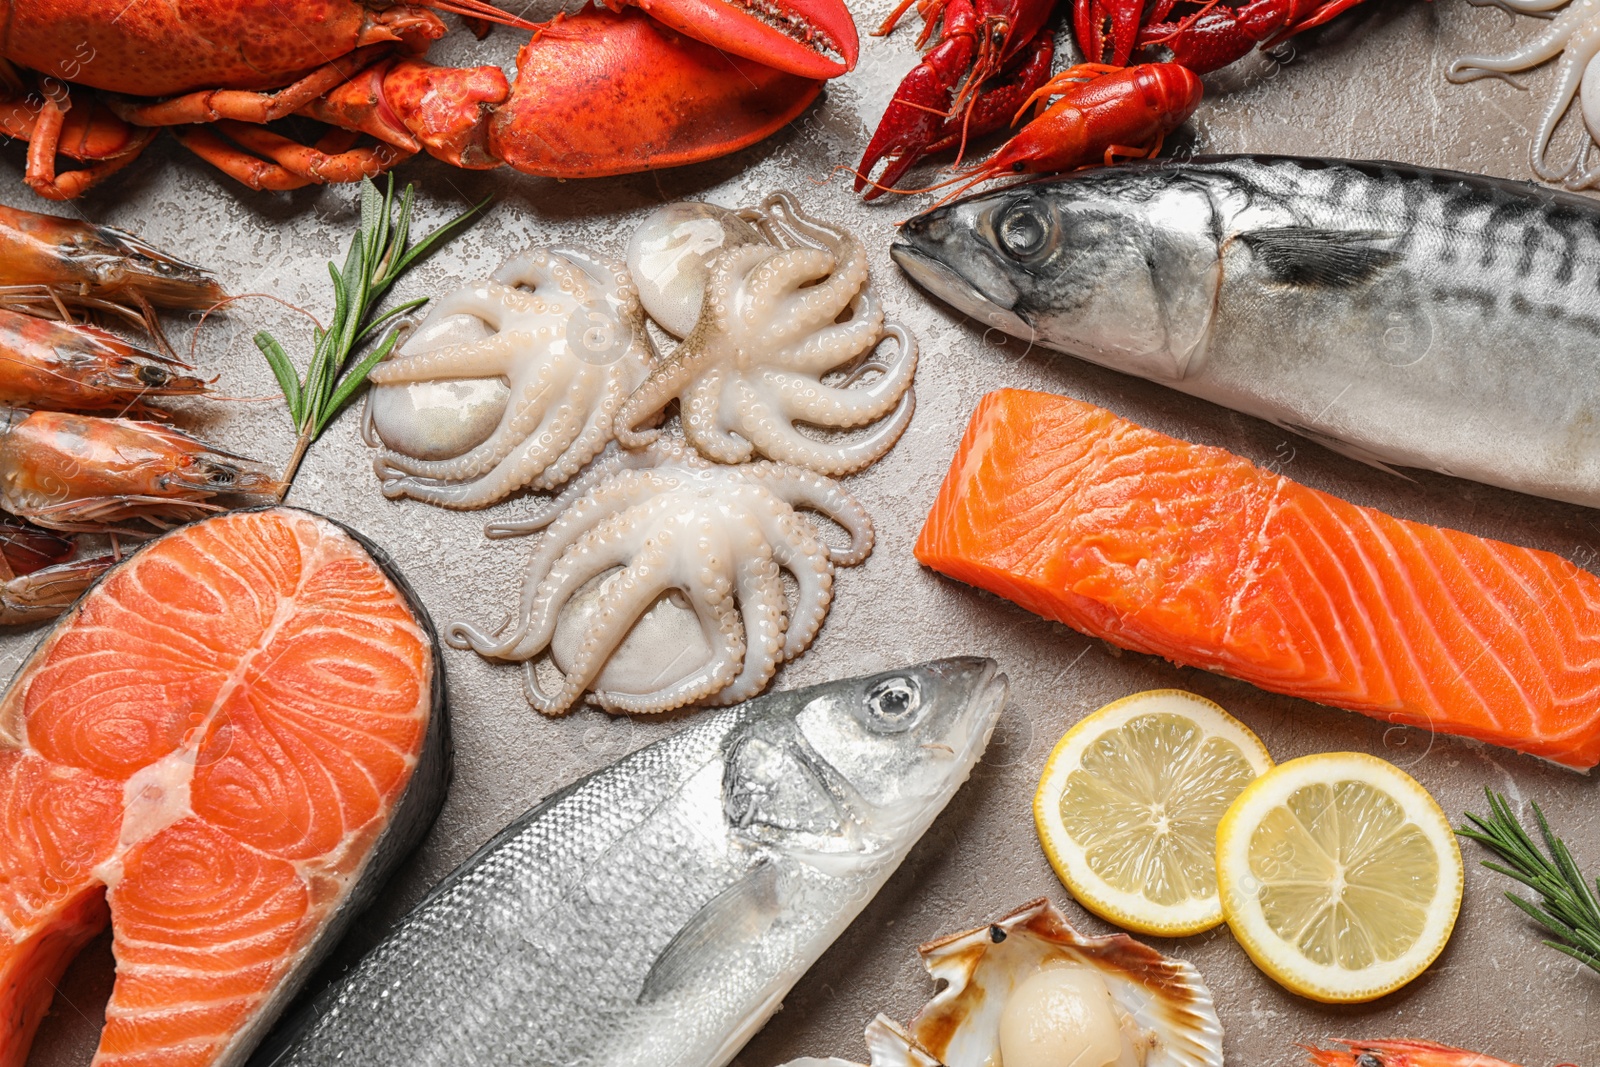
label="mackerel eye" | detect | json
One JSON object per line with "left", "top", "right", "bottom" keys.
{"left": 864, "top": 676, "right": 922, "bottom": 732}
{"left": 997, "top": 199, "right": 1050, "bottom": 260}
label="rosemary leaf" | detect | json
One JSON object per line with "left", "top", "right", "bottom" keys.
{"left": 319, "top": 329, "right": 403, "bottom": 435}
{"left": 1460, "top": 788, "right": 1600, "bottom": 977}
{"left": 256, "top": 174, "right": 487, "bottom": 490}
{"left": 254, "top": 331, "right": 302, "bottom": 422}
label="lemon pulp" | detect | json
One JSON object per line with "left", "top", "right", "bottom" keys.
{"left": 1035, "top": 690, "right": 1272, "bottom": 936}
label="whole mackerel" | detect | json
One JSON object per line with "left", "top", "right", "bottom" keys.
{"left": 893, "top": 156, "right": 1600, "bottom": 507}
{"left": 249, "top": 659, "right": 1007, "bottom": 1067}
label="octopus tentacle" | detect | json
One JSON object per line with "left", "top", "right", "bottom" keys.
{"left": 710, "top": 525, "right": 787, "bottom": 703}
{"left": 766, "top": 324, "right": 919, "bottom": 427}
{"left": 771, "top": 287, "right": 885, "bottom": 375}
{"left": 1532, "top": 20, "right": 1600, "bottom": 182}
{"left": 589, "top": 575, "right": 748, "bottom": 715}
{"left": 613, "top": 341, "right": 710, "bottom": 447}
{"left": 745, "top": 384, "right": 917, "bottom": 477}
{"left": 452, "top": 489, "right": 678, "bottom": 660}
{"left": 682, "top": 369, "right": 756, "bottom": 464}
{"left": 380, "top": 396, "right": 598, "bottom": 509}
{"left": 740, "top": 463, "right": 874, "bottom": 564}
{"left": 525, "top": 544, "right": 684, "bottom": 715}
{"left": 1449, "top": 0, "right": 1592, "bottom": 84}
{"left": 485, "top": 439, "right": 701, "bottom": 539}
{"left": 369, "top": 329, "right": 526, "bottom": 385}
{"left": 746, "top": 505, "right": 835, "bottom": 660}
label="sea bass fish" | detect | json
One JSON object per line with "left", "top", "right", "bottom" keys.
{"left": 893, "top": 156, "right": 1600, "bottom": 508}
{"left": 249, "top": 659, "right": 1007, "bottom": 1067}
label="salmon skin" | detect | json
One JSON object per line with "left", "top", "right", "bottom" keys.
{"left": 246, "top": 660, "right": 1006, "bottom": 1067}
{"left": 916, "top": 389, "right": 1600, "bottom": 770}
{"left": 892, "top": 156, "right": 1600, "bottom": 509}
{"left": 0, "top": 506, "right": 448, "bottom": 1067}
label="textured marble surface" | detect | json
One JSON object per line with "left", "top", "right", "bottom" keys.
{"left": 7, "top": 0, "right": 1599, "bottom": 1061}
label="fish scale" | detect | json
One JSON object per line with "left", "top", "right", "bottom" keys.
{"left": 250, "top": 660, "right": 1005, "bottom": 1067}
{"left": 894, "top": 156, "right": 1600, "bottom": 507}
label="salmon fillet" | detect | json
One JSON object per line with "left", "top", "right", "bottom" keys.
{"left": 916, "top": 389, "right": 1600, "bottom": 769}
{"left": 0, "top": 507, "right": 445, "bottom": 1067}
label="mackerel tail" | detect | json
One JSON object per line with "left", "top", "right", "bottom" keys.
{"left": 893, "top": 155, "right": 1600, "bottom": 509}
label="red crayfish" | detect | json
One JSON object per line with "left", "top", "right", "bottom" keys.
{"left": 856, "top": 0, "right": 1200, "bottom": 201}
{"left": 1079, "top": 0, "right": 1377, "bottom": 71}
{"left": 0, "top": 0, "right": 860, "bottom": 199}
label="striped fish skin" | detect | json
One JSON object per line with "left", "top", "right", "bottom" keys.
{"left": 914, "top": 390, "right": 1600, "bottom": 770}
{"left": 249, "top": 659, "right": 1007, "bottom": 1067}
{"left": 892, "top": 156, "right": 1600, "bottom": 507}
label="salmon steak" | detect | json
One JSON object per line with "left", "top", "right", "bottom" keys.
{"left": 916, "top": 389, "right": 1600, "bottom": 769}
{"left": 0, "top": 507, "right": 447, "bottom": 1067}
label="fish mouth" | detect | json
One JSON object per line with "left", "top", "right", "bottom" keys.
{"left": 917, "top": 657, "right": 1007, "bottom": 780}
{"left": 890, "top": 243, "right": 1033, "bottom": 341}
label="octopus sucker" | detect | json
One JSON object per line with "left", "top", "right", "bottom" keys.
{"left": 617, "top": 191, "right": 919, "bottom": 476}
{"left": 445, "top": 440, "right": 874, "bottom": 716}
{"left": 364, "top": 246, "right": 654, "bottom": 509}
{"left": 1449, "top": 0, "right": 1600, "bottom": 187}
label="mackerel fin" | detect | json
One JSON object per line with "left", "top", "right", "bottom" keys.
{"left": 639, "top": 861, "right": 784, "bottom": 1004}
{"left": 1239, "top": 227, "right": 1400, "bottom": 287}
{"left": 1276, "top": 421, "right": 1415, "bottom": 480}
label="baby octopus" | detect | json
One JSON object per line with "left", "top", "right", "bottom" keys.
{"left": 615, "top": 192, "right": 918, "bottom": 476}
{"left": 363, "top": 246, "right": 653, "bottom": 508}
{"left": 1449, "top": 0, "right": 1600, "bottom": 187}
{"left": 445, "top": 440, "right": 874, "bottom": 715}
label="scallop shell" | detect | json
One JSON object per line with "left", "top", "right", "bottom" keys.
{"left": 785, "top": 899, "right": 1223, "bottom": 1067}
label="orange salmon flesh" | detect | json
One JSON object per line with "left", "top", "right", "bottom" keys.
{"left": 915, "top": 389, "right": 1600, "bottom": 769}
{"left": 0, "top": 508, "right": 436, "bottom": 1067}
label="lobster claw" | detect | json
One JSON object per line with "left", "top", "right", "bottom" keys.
{"left": 490, "top": 7, "right": 823, "bottom": 176}
{"left": 1073, "top": 0, "right": 1145, "bottom": 65}
{"left": 608, "top": 0, "right": 859, "bottom": 77}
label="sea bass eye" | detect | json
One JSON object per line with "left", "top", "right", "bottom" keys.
{"left": 864, "top": 676, "right": 922, "bottom": 732}
{"left": 997, "top": 199, "right": 1050, "bottom": 259}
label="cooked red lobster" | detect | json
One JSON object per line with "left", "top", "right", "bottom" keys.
{"left": 0, "top": 0, "right": 859, "bottom": 197}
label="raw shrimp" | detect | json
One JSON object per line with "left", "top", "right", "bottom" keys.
{"left": 0, "top": 408, "right": 281, "bottom": 533}
{"left": 0, "top": 307, "right": 209, "bottom": 413}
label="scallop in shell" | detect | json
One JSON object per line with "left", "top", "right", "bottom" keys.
{"left": 783, "top": 899, "right": 1223, "bottom": 1067}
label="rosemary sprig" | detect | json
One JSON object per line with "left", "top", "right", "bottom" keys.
{"left": 1458, "top": 788, "right": 1600, "bottom": 974}
{"left": 255, "top": 175, "right": 487, "bottom": 492}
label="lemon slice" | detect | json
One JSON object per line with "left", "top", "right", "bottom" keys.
{"left": 1034, "top": 690, "right": 1274, "bottom": 936}
{"left": 1216, "top": 752, "right": 1463, "bottom": 1003}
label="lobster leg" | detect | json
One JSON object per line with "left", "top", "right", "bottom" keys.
{"left": 108, "top": 45, "right": 396, "bottom": 127}
{"left": 0, "top": 89, "right": 154, "bottom": 200}
{"left": 171, "top": 123, "right": 410, "bottom": 192}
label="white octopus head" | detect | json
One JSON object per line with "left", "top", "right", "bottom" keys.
{"left": 363, "top": 246, "right": 654, "bottom": 510}
{"left": 616, "top": 192, "right": 919, "bottom": 477}
{"left": 446, "top": 440, "right": 875, "bottom": 716}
